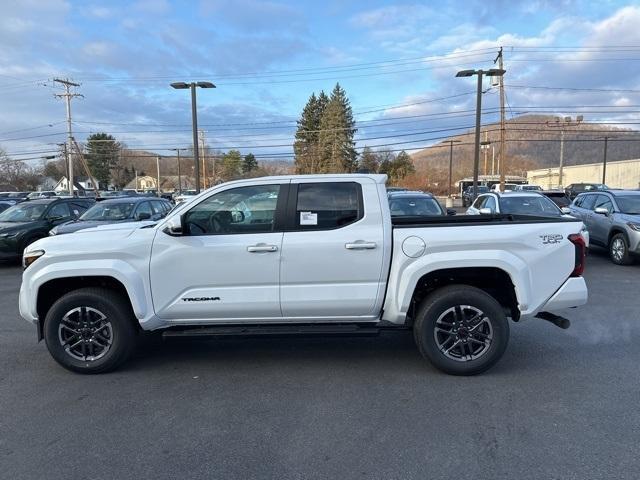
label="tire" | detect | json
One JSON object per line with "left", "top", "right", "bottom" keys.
{"left": 44, "top": 288, "right": 137, "bottom": 374}
{"left": 413, "top": 285, "right": 509, "bottom": 376}
{"left": 609, "top": 233, "right": 635, "bottom": 265}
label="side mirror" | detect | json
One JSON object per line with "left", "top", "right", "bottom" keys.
{"left": 594, "top": 207, "right": 609, "bottom": 216}
{"left": 479, "top": 207, "right": 493, "bottom": 215}
{"left": 136, "top": 211, "right": 152, "bottom": 221}
{"left": 446, "top": 209, "right": 457, "bottom": 216}
{"left": 163, "top": 215, "right": 183, "bottom": 236}
{"left": 561, "top": 207, "right": 571, "bottom": 214}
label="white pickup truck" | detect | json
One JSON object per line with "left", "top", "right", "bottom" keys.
{"left": 19, "top": 174, "right": 588, "bottom": 375}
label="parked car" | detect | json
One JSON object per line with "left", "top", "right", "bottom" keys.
{"left": 174, "top": 190, "right": 198, "bottom": 204}
{"left": 541, "top": 190, "right": 572, "bottom": 208}
{"left": 386, "top": 187, "right": 408, "bottom": 193}
{"left": 514, "top": 184, "right": 543, "bottom": 191}
{"left": 490, "top": 183, "right": 519, "bottom": 192}
{"left": 27, "top": 191, "right": 58, "bottom": 199}
{"left": 467, "top": 192, "right": 567, "bottom": 217}
{"left": 50, "top": 197, "right": 172, "bottom": 235}
{"left": 0, "top": 198, "right": 94, "bottom": 260}
{"left": 0, "top": 192, "right": 29, "bottom": 204}
{"left": 570, "top": 190, "right": 640, "bottom": 265}
{"left": 564, "top": 183, "right": 608, "bottom": 201}
{"left": 20, "top": 174, "right": 587, "bottom": 375}
{"left": 388, "top": 191, "right": 454, "bottom": 217}
{"left": 461, "top": 185, "right": 489, "bottom": 207}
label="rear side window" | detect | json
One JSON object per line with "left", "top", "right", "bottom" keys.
{"left": 580, "top": 194, "right": 597, "bottom": 210}
{"left": 295, "top": 182, "right": 362, "bottom": 230}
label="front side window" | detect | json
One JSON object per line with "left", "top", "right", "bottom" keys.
{"left": 484, "top": 196, "right": 497, "bottom": 212}
{"left": 295, "top": 182, "right": 361, "bottom": 230}
{"left": 47, "top": 203, "right": 71, "bottom": 220}
{"left": 472, "top": 195, "right": 487, "bottom": 209}
{"left": 184, "top": 184, "right": 281, "bottom": 235}
{"left": 593, "top": 195, "right": 614, "bottom": 213}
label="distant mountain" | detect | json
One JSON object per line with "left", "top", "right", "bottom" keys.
{"left": 410, "top": 115, "right": 640, "bottom": 179}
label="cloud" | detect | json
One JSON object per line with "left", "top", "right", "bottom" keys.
{"left": 82, "top": 6, "right": 113, "bottom": 19}
{"left": 132, "top": 0, "right": 171, "bottom": 15}
{"left": 200, "top": 0, "right": 305, "bottom": 32}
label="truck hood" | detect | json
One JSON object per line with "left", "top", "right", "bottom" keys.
{"left": 25, "top": 221, "right": 157, "bottom": 258}
{"left": 73, "top": 220, "right": 157, "bottom": 234}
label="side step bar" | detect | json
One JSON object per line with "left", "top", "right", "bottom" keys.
{"left": 162, "top": 323, "right": 383, "bottom": 339}
{"left": 535, "top": 311, "right": 571, "bottom": 329}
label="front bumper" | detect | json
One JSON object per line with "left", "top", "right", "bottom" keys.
{"left": 628, "top": 229, "right": 640, "bottom": 254}
{"left": 0, "top": 237, "right": 20, "bottom": 258}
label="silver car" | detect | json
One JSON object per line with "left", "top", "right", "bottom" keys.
{"left": 569, "top": 190, "right": 640, "bottom": 265}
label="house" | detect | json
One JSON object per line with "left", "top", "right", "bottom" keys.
{"left": 124, "top": 175, "right": 157, "bottom": 192}
{"left": 159, "top": 175, "right": 195, "bottom": 192}
{"left": 54, "top": 176, "right": 97, "bottom": 194}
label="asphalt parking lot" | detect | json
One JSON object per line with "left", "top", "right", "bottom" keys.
{"left": 1, "top": 250, "right": 639, "bottom": 480}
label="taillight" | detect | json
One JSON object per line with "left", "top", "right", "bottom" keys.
{"left": 568, "top": 233, "right": 586, "bottom": 277}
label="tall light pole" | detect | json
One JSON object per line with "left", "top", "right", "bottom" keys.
{"left": 456, "top": 68, "right": 505, "bottom": 200}
{"left": 170, "top": 81, "right": 215, "bottom": 194}
{"left": 595, "top": 135, "right": 617, "bottom": 185}
{"left": 446, "top": 139, "right": 462, "bottom": 198}
{"left": 170, "top": 148, "right": 183, "bottom": 193}
{"left": 156, "top": 155, "right": 161, "bottom": 195}
{"left": 546, "top": 116, "right": 583, "bottom": 188}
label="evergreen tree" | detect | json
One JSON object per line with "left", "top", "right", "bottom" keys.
{"left": 358, "top": 146, "right": 379, "bottom": 173}
{"left": 220, "top": 150, "right": 243, "bottom": 181}
{"left": 317, "top": 83, "right": 357, "bottom": 173}
{"left": 392, "top": 150, "right": 415, "bottom": 180}
{"left": 294, "top": 92, "right": 326, "bottom": 173}
{"left": 85, "top": 133, "right": 120, "bottom": 188}
{"left": 242, "top": 153, "right": 258, "bottom": 174}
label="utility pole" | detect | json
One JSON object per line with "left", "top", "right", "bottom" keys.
{"left": 156, "top": 156, "right": 161, "bottom": 195}
{"left": 596, "top": 135, "right": 616, "bottom": 184}
{"left": 494, "top": 48, "right": 507, "bottom": 192}
{"left": 199, "top": 130, "right": 207, "bottom": 189}
{"left": 54, "top": 78, "right": 82, "bottom": 196}
{"left": 171, "top": 148, "right": 183, "bottom": 193}
{"left": 446, "top": 139, "right": 461, "bottom": 198}
{"left": 547, "top": 116, "right": 583, "bottom": 188}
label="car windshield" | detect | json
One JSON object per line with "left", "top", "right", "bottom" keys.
{"left": 616, "top": 196, "right": 640, "bottom": 214}
{"left": 581, "top": 184, "right": 608, "bottom": 191}
{"left": 467, "top": 186, "right": 488, "bottom": 193}
{"left": 520, "top": 185, "right": 542, "bottom": 191}
{"left": 80, "top": 202, "right": 136, "bottom": 221}
{"left": 545, "top": 193, "right": 570, "bottom": 207}
{"left": 0, "top": 203, "right": 47, "bottom": 222}
{"left": 389, "top": 197, "right": 443, "bottom": 216}
{"left": 500, "top": 195, "right": 562, "bottom": 217}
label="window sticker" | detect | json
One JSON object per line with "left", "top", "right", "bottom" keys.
{"left": 300, "top": 211, "right": 318, "bottom": 225}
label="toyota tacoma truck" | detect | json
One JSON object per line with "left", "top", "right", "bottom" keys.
{"left": 19, "top": 174, "right": 588, "bottom": 375}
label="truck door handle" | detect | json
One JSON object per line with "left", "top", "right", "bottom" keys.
{"left": 345, "top": 242, "right": 377, "bottom": 250}
{"left": 247, "top": 244, "right": 278, "bottom": 253}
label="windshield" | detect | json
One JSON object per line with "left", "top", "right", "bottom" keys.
{"left": 389, "top": 197, "right": 443, "bottom": 216}
{"left": 0, "top": 203, "right": 47, "bottom": 222}
{"left": 467, "top": 186, "right": 489, "bottom": 193}
{"left": 545, "top": 193, "right": 570, "bottom": 207}
{"left": 520, "top": 185, "right": 542, "bottom": 191}
{"left": 80, "top": 202, "right": 136, "bottom": 221}
{"left": 500, "top": 195, "right": 562, "bottom": 217}
{"left": 616, "top": 196, "right": 640, "bottom": 214}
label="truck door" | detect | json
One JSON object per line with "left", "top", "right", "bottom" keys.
{"left": 149, "top": 183, "right": 287, "bottom": 321}
{"left": 279, "top": 179, "right": 386, "bottom": 319}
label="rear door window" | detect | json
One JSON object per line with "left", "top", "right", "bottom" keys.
{"left": 294, "top": 182, "right": 362, "bottom": 230}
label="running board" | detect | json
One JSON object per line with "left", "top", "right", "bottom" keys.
{"left": 162, "top": 323, "right": 383, "bottom": 339}
{"left": 535, "top": 312, "right": 571, "bottom": 329}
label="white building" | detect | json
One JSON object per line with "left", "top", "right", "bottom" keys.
{"left": 54, "top": 176, "right": 97, "bottom": 194}
{"left": 527, "top": 158, "right": 640, "bottom": 190}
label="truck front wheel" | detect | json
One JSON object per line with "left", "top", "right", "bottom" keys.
{"left": 43, "top": 288, "right": 137, "bottom": 374}
{"left": 413, "top": 285, "right": 509, "bottom": 375}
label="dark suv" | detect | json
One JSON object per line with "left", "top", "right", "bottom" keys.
{"left": 462, "top": 185, "right": 489, "bottom": 207}
{"left": 0, "top": 198, "right": 94, "bottom": 260}
{"left": 570, "top": 190, "right": 640, "bottom": 265}
{"left": 564, "top": 183, "right": 608, "bottom": 201}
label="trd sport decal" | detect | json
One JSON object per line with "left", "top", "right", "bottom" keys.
{"left": 182, "top": 297, "right": 221, "bottom": 302}
{"left": 539, "top": 234, "right": 563, "bottom": 245}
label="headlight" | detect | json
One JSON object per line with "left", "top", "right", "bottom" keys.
{"left": 23, "top": 249, "right": 45, "bottom": 269}
{"left": 628, "top": 222, "right": 640, "bottom": 232}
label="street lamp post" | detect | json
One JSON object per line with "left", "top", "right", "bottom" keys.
{"left": 456, "top": 68, "right": 505, "bottom": 200}
{"left": 170, "top": 81, "right": 216, "bottom": 194}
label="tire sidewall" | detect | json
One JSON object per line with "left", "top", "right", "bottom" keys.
{"left": 415, "top": 287, "right": 509, "bottom": 375}
{"left": 44, "top": 290, "right": 135, "bottom": 373}
{"left": 609, "top": 233, "right": 631, "bottom": 265}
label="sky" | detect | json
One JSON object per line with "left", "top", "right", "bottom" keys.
{"left": 2, "top": 0, "right": 640, "bottom": 165}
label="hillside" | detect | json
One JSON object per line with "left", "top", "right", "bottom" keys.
{"left": 409, "top": 115, "right": 640, "bottom": 182}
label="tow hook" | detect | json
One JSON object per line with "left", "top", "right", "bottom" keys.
{"left": 535, "top": 311, "right": 571, "bottom": 329}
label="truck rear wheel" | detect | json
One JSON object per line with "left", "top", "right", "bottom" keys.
{"left": 43, "top": 288, "right": 137, "bottom": 374}
{"left": 413, "top": 285, "right": 509, "bottom": 375}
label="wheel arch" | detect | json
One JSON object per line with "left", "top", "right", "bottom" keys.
{"left": 608, "top": 227, "right": 629, "bottom": 245}
{"left": 406, "top": 267, "right": 520, "bottom": 326}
